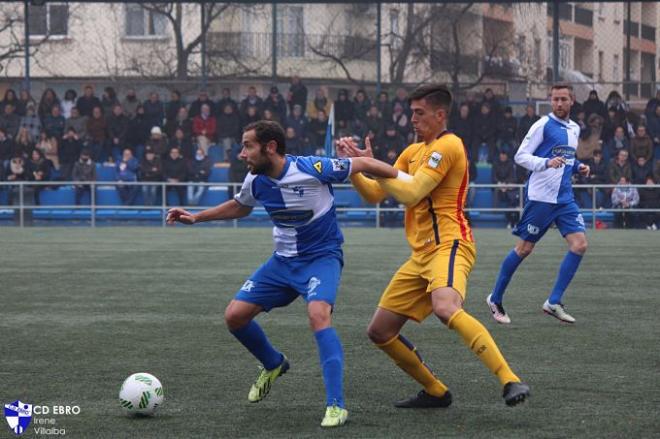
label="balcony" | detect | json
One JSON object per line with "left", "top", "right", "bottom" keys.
{"left": 207, "top": 31, "right": 377, "bottom": 62}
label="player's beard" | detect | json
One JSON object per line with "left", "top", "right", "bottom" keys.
{"left": 248, "top": 152, "right": 273, "bottom": 175}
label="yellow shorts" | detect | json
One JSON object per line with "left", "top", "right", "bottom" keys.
{"left": 378, "top": 239, "right": 476, "bottom": 322}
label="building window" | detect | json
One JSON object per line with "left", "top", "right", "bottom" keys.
{"left": 613, "top": 54, "right": 620, "bottom": 81}
{"left": 28, "top": 3, "right": 69, "bottom": 37}
{"left": 277, "top": 5, "right": 304, "bottom": 58}
{"left": 125, "top": 4, "right": 167, "bottom": 37}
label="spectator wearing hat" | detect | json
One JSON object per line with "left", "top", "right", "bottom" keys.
{"left": 147, "top": 126, "right": 168, "bottom": 159}
{"left": 240, "top": 86, "right": 264, "bottom": 119}
{"left": 583, "top": 90, "right": 607, "bottom": 120}
{"left": 264, "top": 86, "right": 287, "bottom": 123}
{"left": 139, "top": 146, "right": 163, "bottom": 206}
{"left": 192, "top": 103, "right": 216, "bottom": 155}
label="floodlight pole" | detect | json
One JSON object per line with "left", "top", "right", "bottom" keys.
{"left": 201, "top": 1, "right": 208, "bottom": 89}
{"left": 625, "top": 1, "right": 631, "bottom": 100}
{"left": 552, "top": 0, "right": 560, "bottom": 83}
{"left": 23, "top": 0, "right": 31, "bottom": 92}
{"left": 376, "top": 2, "right": 382, "bottom": 94}
{"left": 271, "top": 2, "right": 277, "bottom": 82}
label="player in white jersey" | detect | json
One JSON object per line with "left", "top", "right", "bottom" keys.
{"left": 167, "top": 120, "right": 398, "bottom": 427}
{"left": 486, "top": 84, "right": 590, "bottom": 324}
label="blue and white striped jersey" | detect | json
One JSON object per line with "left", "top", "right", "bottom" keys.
{"left": 515, "top": 113, "right": 582, "bottom": 204}
{"left": 234, "top": 155, "right": 353, "bottom": 257}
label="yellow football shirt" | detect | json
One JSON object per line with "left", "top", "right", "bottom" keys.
{"left": 394, "top": 131, "right": 474, "bottom": 254}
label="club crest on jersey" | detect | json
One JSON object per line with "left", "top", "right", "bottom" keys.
{"left": 427, "top": 152, "right": 442, "bottom": 169}
{"left": 313, "top": 161, "right": 322, "bottom": 173}
{"left": 4, "top": 401, "right": 32, "bottom": 436}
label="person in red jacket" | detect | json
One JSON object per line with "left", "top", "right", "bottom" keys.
{"left": 192, "top": 103, "right": 216, "bottom": 154}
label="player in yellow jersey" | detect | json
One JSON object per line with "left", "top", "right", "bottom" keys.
{"left": 337, "top": 84, "right": 529, "bottom": 407}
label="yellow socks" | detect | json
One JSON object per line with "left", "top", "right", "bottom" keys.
{"left": 377, "top": 334, "right": 448, "bottom": 397}
{"left": 448, "top": 309, "right": 520, "bottom": 385}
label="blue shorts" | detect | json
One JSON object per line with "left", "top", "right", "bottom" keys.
{"left": 513, "top": 200, "right": 586, "bottom": 243}
{"left": 234, "top": 251, "right": 343, "bottom": 311}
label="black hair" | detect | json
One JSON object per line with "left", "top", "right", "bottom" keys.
{"left": 243, "top": 120, "right": 286, "bottom": 155}
{"left": 408, "top": 84, "right": 452, "bottom": 112}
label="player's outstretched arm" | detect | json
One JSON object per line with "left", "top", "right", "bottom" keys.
{"left": 336, "top": 136, "right": 389, "bottom": 204}
{"left": 166, "top": 200, "right": 252, "bottom": 225}
{"left": 376, "top": 169, "right": 440, "bottom": 207}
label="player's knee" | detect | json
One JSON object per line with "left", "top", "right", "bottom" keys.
{"left": 570, "top": 239, "right": 588, "bottom": 255}
{"left": 366, "top": 323, "right": 393, "bottom": 345}
{"left": 308, "top": 306, "right": 331, "bottom": 331}
{"left": 515, "top": 242, "right": 534, "bottom": 258}
{"left": 224, "top": 304, "right": 251, "bottom": 331}
{"left": 433, "top": 302, "right": 458, "bottom": 324}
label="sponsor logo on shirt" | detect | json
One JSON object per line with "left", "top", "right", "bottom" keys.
{"left": 331, "top": 159, "right": 348, "bottom": 172}
{"left": 427, "top": 152, "right": 442, "bottom": 169}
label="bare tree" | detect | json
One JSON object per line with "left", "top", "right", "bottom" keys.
{"left": 0, "top": 4, "right": 51, "bottom": 76}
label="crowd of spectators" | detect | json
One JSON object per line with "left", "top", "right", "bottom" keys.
{"left": 0, "top": 79, "right": 658, "bottom": 227}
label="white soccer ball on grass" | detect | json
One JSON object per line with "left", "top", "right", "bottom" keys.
{"left": 119, "top": 373, "right": 164, "bottom": 416}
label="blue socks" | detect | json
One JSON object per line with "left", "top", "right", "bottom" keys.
{"left": 314, "top": 327, "right": 345, "bottom": 408}
{"left": 491, "top": 249, "right": 524, "bottom": 304}
{"left": 230, "top": 320, "right": 283, "bottom": 370}
{"left": 549, "top": 251, "right": 583, "bottom": 304}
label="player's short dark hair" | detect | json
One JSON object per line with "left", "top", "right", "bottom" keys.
{"left": 551, "top": 83, "right": 574, "bottom": 93}
{"left": 243, "top": 120, "right": 286, "bottom": 155}
{"left": 409, "top": 84, "right": 452, "bottom": 112}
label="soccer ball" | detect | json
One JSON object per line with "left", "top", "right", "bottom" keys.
{"left": 119, "top": 373, "right": 164, "bottom": 416}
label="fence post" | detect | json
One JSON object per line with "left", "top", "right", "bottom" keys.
{"left": 591, "top": 185, "right": 596, "bottom": 229}
{"left": 19, "top": 183, "right": 24, "bottom": 228}
{"left": 375, "top": 203, "right": 380, "bottom": 228}
{"left": 23, "top": 0, "right": 31, "bottom": 93}
{"left": 271, "top": 2, "right": 277, "bottom": 82}
{"left": 162, "top": 183, "right": 167, "bottom": 228}
{"left": 91, "top": 182, "right": 96, "bottom": 228}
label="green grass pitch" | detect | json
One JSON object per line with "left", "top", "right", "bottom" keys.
{"left": 1, "top": 228, "right": 659, "bottom": 438}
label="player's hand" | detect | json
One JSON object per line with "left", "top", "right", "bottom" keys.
{"left": 546, "top": 157, "right": 566, "bottom": 169}
{"left": 166, "top": 208, "right": 196, "bottom": 225}
{"left": 578, "top": 164, "right": 590, "bottom": 177}
{"left": 336, "top": 136, "right": 374, "bottom": 158}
